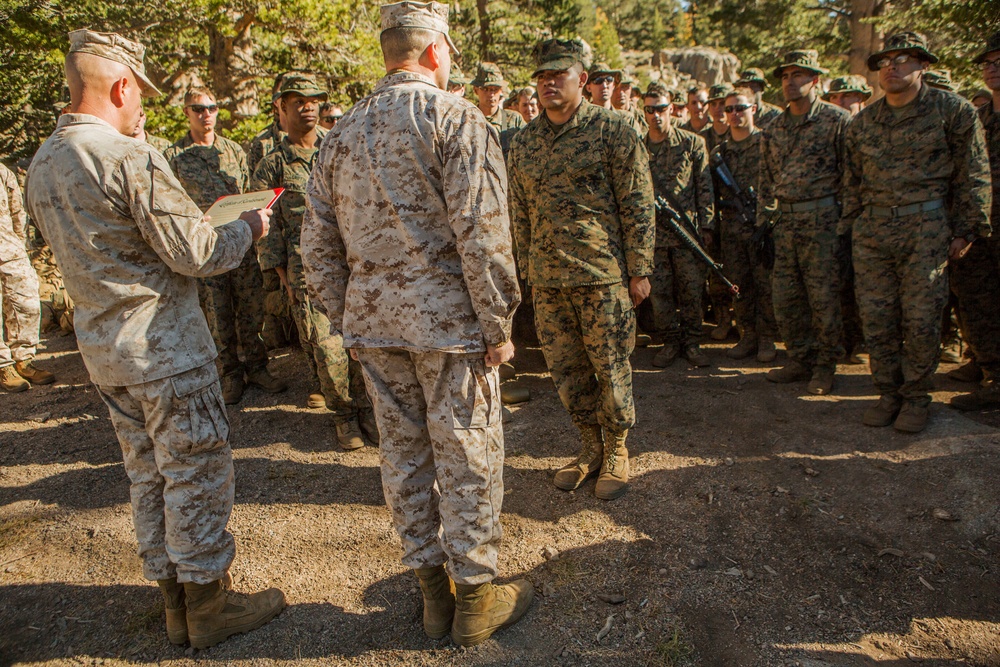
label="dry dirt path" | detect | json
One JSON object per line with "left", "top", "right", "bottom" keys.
{"left": 2, "top": 333, "right": 998, "bottom": 666}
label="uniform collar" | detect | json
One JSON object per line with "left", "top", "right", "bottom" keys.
{"left": 540, "top": 99, "right": 596, "bottom": 139}
{"left": 871, "top": 81, "right": 932, "bottom": 124}
{"left": 375, "top": 70, "right": 441, "bottom": 93}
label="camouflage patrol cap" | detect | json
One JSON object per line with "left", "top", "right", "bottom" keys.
{"left": 924, "top": 69, "right": 956, "bottom": 92}
{"left": 68, "top": 29, "right": 161, "bottom": 98}
{"left": 706, "top": 82, "right": 735, "bottom": 102}
{"left": 735, "top": 67, "right": 769, "bottom": 88}
{"left": 617, "top": 71, "right": 636, "bottom": 86}
{"left": 530, "top": 38, "right": 593, "bottom": 78}
{"left": 974, "top": 30, "right": 1000, "bottom": 64}
{"left": 471, "top": 62, "right": 508, "bottom": 88}
{"left": 380, "top": 1, "right": 459, "bottom": 56}
{"left": 588, "top": 61, "right": 621, "bottom": 79}
{"left": 772, "top": 50, "right": 828, "bottom": 78}
{"left": 448, "top": 64, "right": 469, "bottom": 87}
{"left": 822, "top": 74, "right": 872, "bottom": 101}
{"left": 277, "top": 73, "right": 329, "bottom": 100}
{"left": 866, "top": 32, "right": 938, "bottom": 71}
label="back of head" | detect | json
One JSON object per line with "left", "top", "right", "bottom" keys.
{"left": 380, "top": 27, "right": 439, "bottom": 66}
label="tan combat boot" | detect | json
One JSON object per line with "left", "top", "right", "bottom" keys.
{"left": 15, "top": 360, "right": 55, "bottom": 385}
{"left": 553, "top": 424, "right": 603, "bottom": 491}
{"left": 157, "top": 578, "right": 187, "bottom": 645}
{"left": 184, "top": 580, "right": 285, "bottom": 649}
{"left": 452, "top": 579, "right": 534, "bottom": 647}
{"left": 413, "top": 565, "right": 455, "bottom": 639}
{"left": 336, "top": 419, "right": 365, "bottom": 451}
{"left": 1, "top": 365, "right": 29, "bottom": 392}
{"left": 595, "top": 430, "right": 629, "bottom": 500}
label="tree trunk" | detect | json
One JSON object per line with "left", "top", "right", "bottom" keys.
{"left": 848, "top": 0, "right": 885, "bottom": 93}
{"left": 207, "top": 11, "right": 259, "bottom": 121}
{"left": 476, "top": 0, "right": 492, "bottom": 61}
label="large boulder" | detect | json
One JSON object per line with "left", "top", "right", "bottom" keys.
{"left": 652, "top": 47, "right": 742, "bottom": 87}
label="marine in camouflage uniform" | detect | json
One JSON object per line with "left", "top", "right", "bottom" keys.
{"left": 735, "top": 68, "right": 784, "bottom": 128}
{"left": 642, "top": 82, "right": 715, "bottom": 368}
{"left": 508, "top": 38, "right": 655, "bottom": 501}
{"left": 0, "top": 162, "right": 53, "bottom": 391}
{"left": 24, "top": 31, "right": 285, "bottom": 642}
{"left": 759, "top": 50, "right": 849, "bottom": 395}
{"left": 702, "top": 82, "right": 734, "bottom": 337}
{"left": 251, "top": 73, "right": 372, "bottom": 449}
{"left": 843, "top": 32, "right": 992, "bottom": 430}
{"left": 713, "top": 89, "right": 778, "bottom": 362}
{"left": 612, "top": 71, "right": 648, "bottom": 137}
{"left": 945, "top": 31, "right": 1000, "bottom": 411}
{"left": 302, "top": 5, "right": 529, "bottom": 631}
{"left": 471, "top": 62, "right": 524, "bottom": 157}
{"left": 164, "top": 90, "right": 280, "bottom": 403}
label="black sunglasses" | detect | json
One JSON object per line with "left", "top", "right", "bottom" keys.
{"left": 643, "top": 104, "right": 671, "bottom": 114}
{"left": 591, "top": 75, "right": 615, "bottom": 86}
{"left": 724, "top": 104, "right": 752, "bottom": 113}
{"left": 186, "top": 104, "right": 218, "bottom": 114}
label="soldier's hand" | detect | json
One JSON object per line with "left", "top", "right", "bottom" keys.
{"left": 629, "top": 276, "right": 651, "bottom": 307}
{"left": 485, "top": 341, "right": 515, "bottom": 367}
{"left": 949, "top": 237, "right": 972, "bottom": 261}
{"left": 240, "top": 208, "right": 272, "bottom": 242}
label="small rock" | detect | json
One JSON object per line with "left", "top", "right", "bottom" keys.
{"left": 597, "top": 592, "right": 626, "bottom": 605}
{"left": 724, "top": 457, "right": 734, "bottom": 466}
{"left": 27, "top": 412, "right": 51, "bottom": 423}
{"left": 724, "top": 567, "right": 743, "bottom": 577}
{"left": 944, "top": 638, "right": 956, "bottom": 649}
{"left": 542, "top": 582, "right": 556, "bottom": 597}
{"left": 804, "top": 467, "right": 819, "bottom": 477}
{"left": 659, "top": 568, "right": 667, "bottom": 574}
{"left": 878, "top": 548, "right": 905, "bottom": 558}
{"left": 932, "top": 508, "right": 958, "bottom": 522}
{"left": 542, "top": 546, "right": 560, "bottom": 561}
{"left": 776, "top": 486, "right": 789, "bottom": 494}
{"left": 763, "top": 565, "right": 778, "bottom": 576}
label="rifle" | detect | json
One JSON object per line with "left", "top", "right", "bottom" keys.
{"left": 710, "top": 147, "right": 775, "bottom": 270}
{"left": 654, "top": 194, "right": 740, "bottom": 300}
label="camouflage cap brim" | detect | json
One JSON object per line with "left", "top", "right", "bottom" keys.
{"left": 974, "top": 31, "right": 1000, "bottom": 64}
{"left": 531, "top": 56, "right": 582, "bottom": 78}
{"left": 771, "top": 63, "right": 828, "bottom": 79}
{"left": 68, "top": 29, "right": 162, "bottom": 98}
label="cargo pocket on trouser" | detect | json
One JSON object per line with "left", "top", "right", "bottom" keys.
{"left": 168, "top": 363, "right": 230, "bottom": 457}
{"left": 451, "top": 355, "right": 499, "bottom": 430}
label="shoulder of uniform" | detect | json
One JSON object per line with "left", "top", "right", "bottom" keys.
{"left": 818, "top": 99, "right": 850, "bottom": 120}
{"left": 216, "top": 135, "right": 244, "bottom": 153}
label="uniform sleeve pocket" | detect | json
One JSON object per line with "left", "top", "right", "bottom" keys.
{"left": 451, "top": 357, "right": 499, "bottom": 430}
{"left": 170, "top": 364, "right": 230, "bottom": 456}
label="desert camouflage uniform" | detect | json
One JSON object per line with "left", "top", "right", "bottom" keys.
{"left": 165, "top": 134, "right": 268, "bottom": 380}
{"left": 246, "top": 120, "right": 284, "bottom": 175}
{"left": 948, "top": 98, "right": 1000, "bottom": 379}
{"left": 508, "top": 101, "right": 654, "bottom": 434}
{"left": 26, "top": 113, "right": 251, "bottom": 582}
{"left": 716, "top": 130, "right": 777, "bottom": 338}
{"left": 146, "top": 134, "right": 172, "bottom": 152}
{"left": 0, "top": 163, "right": 41, "bottom": 367}
{"left": 646, "top": 126, "right": 714, "bottom": 346}
{"left": 251, "top": 132, "right": 368, "bottom": 421}
{"left": 843, "top": 84, "right": 992, "bottom": 405}
{"left": 759, "top": 96, "right": 849, "bottom": 372}
{"left": 302, "top": 71, "right": 519, "bottom": 583}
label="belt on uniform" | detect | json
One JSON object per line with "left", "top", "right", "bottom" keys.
{"left": 778, "top": 195, "right": 838, "bottom": 214}
{"left": 866, "top": 199, "right": 945, "bottom": 218}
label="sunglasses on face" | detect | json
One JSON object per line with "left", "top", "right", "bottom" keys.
{"left": 875, "top": 53, "right": 917, "bottom": 69}
{"left": 186, "top": 104, "right": 218, "bottom": 114}
{"left": 724, "top": 104, "right": 752, "bottom": 114}
{"left": 591, "top": 76, "right": 615, "bottom": 86}
{"left": 321, "top": 116, "right": 341, "bottom": 123}
{"left": 981, "top": 58, "right": 1000, "bottom": 71}
{"left": 643, "top": 104, "right": 670, "bottom": 114}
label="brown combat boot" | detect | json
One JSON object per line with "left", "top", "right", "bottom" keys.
{"left": 947, "top": 360, "right": 983, "bottom": 383}
{"left": 807, "top": 366, "right": 835, "bottom": 396}
{"left": 220, "top": 373, "right": 245, "bottom": 405}
{"left": 1, "top": 365, "right": 29, "bottom": 392}
{"left": 766, "top": 360, "right": 811, "bottom": 384}
{"left": 553, "top": 424, "right": 603, "bottom": 491}
{"left": 950, "top": 380, "right": 1000, "bottom": 411}
{"left": 894, "top": 401, "right": 929, "bottom": 434}
{"left": 245, "top": 367, "right": 288, "bottom": 394}
{"left": 757, "top": 337, "right": 777, "bottom": 363}
{"left": 452, "top": 580, "right": 534, "bottom": 647}
{"left": 184, "top": 580, "right": 285, "bottom": 649}
{"left": 862, "top": 395, "right": 903, "bottom": 427}
{"left": 413, "top": 565, "right": 455, "bottom": 639}
{"left": 595, "top": 430, "right": 629, "bottom": 500}
{"left": 652, "top": 344, "right": 680, "bottom": 368}
{"left": 157, "top": 578, "right": 187, "bottom": 645}
{"left": 726, "top": 331, "right": 757, "bottom": 360}
{"left": 335, "top": 419, "right": 365, "bottom": 451}
{"left": 15, "top": 360, "right": 55, "bottom": 385}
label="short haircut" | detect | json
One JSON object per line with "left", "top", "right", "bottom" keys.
{"left": 380, "top": 27, "right": 438, "bottom": 64}
{"left": 517, "top": 86, "right": 537, "bottom": 101}
{"left": 184, "top": 87, "right": 216, "bottom": 105}
{"left": 319, "top": 101, "right": 336, "bottom": 114}
{"left": 644, "top": 81, "right": 672, "bottom": 101}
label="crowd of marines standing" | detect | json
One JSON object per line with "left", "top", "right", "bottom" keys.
{"left": 2, "top": 1, "right": 997, "bottom": 651}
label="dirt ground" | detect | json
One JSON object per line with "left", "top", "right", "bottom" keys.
{"left": 1, "top": 330, "right": 999, "bottom": 667}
